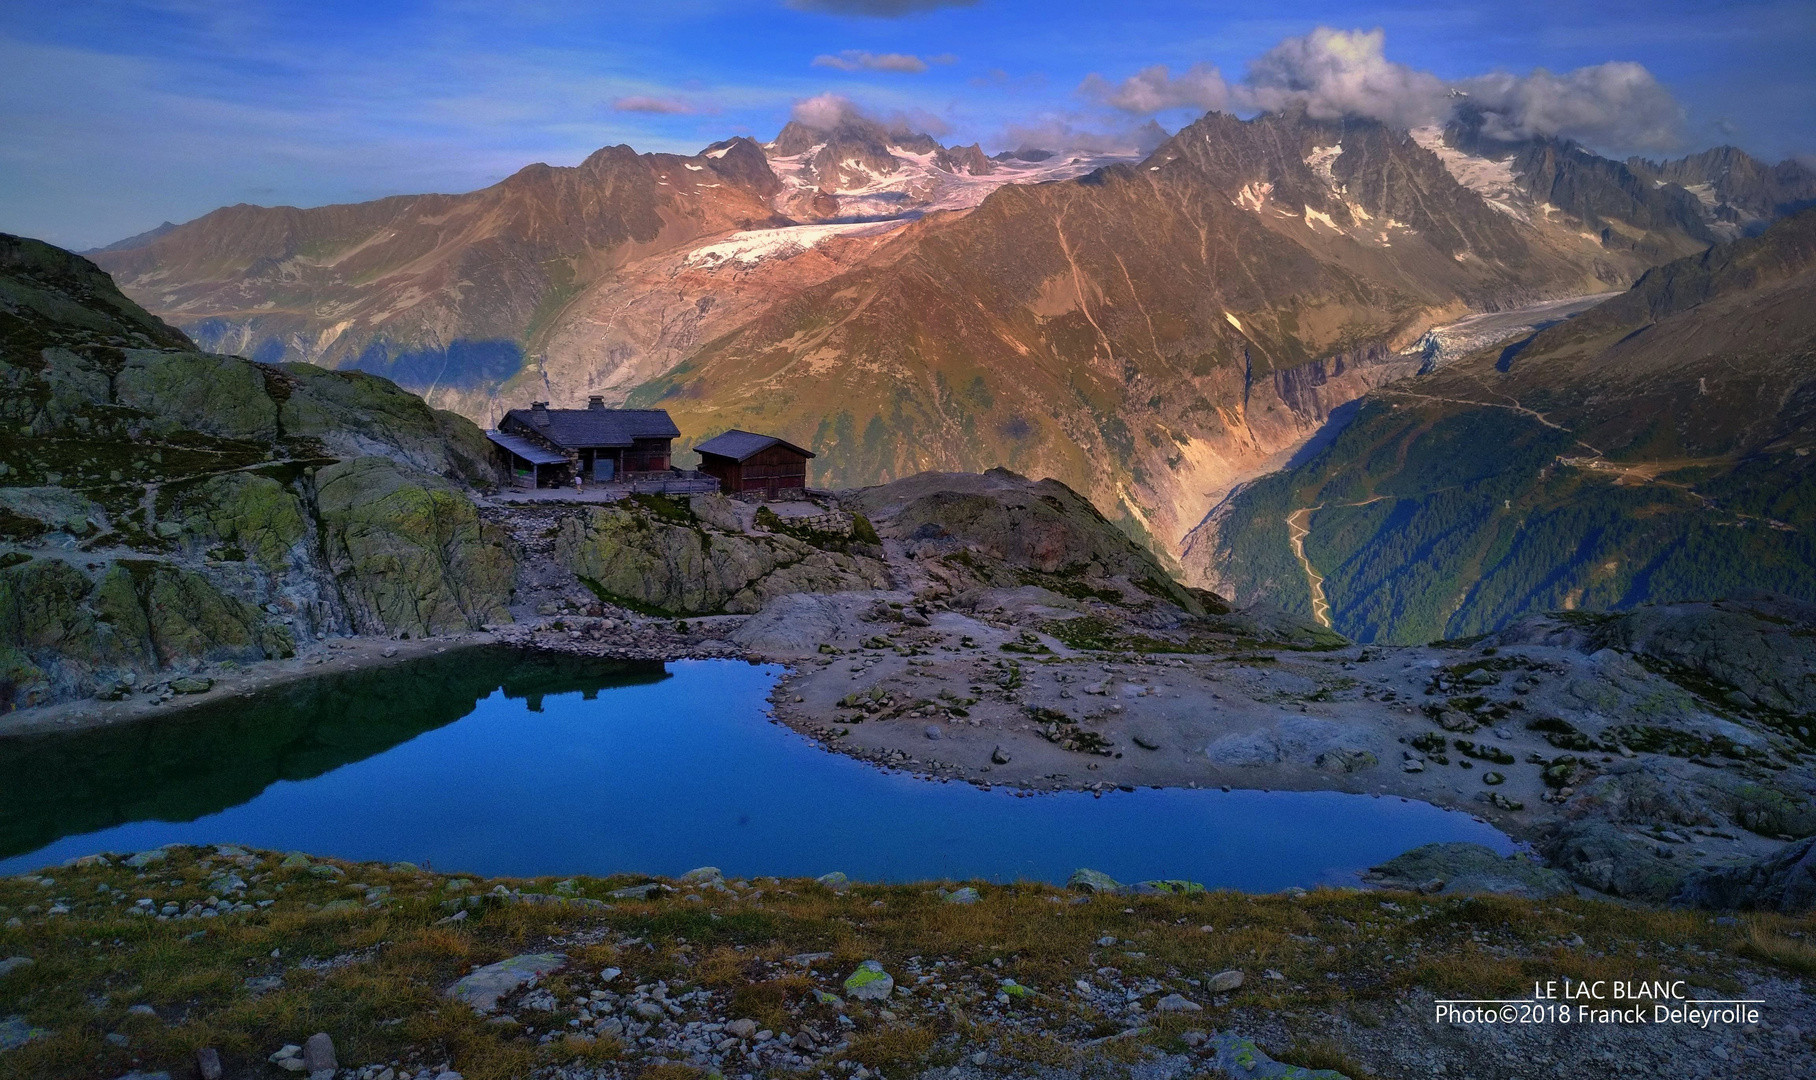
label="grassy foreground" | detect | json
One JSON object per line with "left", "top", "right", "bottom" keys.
{"left": 0, "top": 846, "right": 1811, "bottom": 1080}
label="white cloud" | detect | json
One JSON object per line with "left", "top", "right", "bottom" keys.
{"left": 1080, "top": 63, "right": 1228, "bottom": 113}
{"left": 998, "top": 115, "right": 1169, "bottom": 156}
{"left": 1459, "top": 62, "right": 1685, "bottom": 152}
{"left": 812, "top": 50, "right": 931, "bottom": 73}
{"left": 612, "top": 95, "right": 700, "bottom": 114}
{"left": 791, "top": 92, "right": 862, "bottom": 129}
{"left": 788, "top": 92, "right": 951, "bottom": 137}
{"left": 1083, "top": 26, "right": 1689, "bottom": 155}
{"left": 1237, "top": 27, "right": 1448, "bottom": 130}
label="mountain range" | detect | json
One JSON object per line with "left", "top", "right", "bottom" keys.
{"left": 79, "top": 105, "right": 1816, "bottom": 600}
{"left": 1185, "top": 205, "right": 1816, "bottom": 641}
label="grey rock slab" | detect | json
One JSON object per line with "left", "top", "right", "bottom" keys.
{"left": 1367, "top": 842, "right": 1574, "bottom": 900}
{"left": 302, "top": 1031, "right": 336, "bottom": 1073}
{"left": 0, "top": 957, "right": 31, "bottom": 978}
{"left": 1205, "top": 1032, "right": 1347, "bottom": 1078}
{"left": 0, "top": 1015, "right": 50, "bottom": 1051}
{"left": 1067, "top": 868, "right": 1121, "bottom": 893}
{"left": 1547, "top": 822, "right": 1688, "bottom": 901}
{"left": 1674, "top": 835, "right": 1816, "bottom": 912}
{"left": 196, "top": 1048, "right": 223, "bottom": 1080}
{"left": 445, "top": 953, "right": 567, "bottom": 1013}
{"left": 1205, "top": 969, "right": 1245, "bottom": 994}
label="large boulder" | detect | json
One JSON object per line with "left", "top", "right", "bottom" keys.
{"left": 445, "top": 953, "right": 567, "bottom": 1014}
{"left": 1673, "top": 836, "right": 1816, "bottom": 912}
{"left": 114, "top": 350, "right": 280, "bottom": 441}
{"left": 276, "top": 363, "right": 498, "bottom": 486}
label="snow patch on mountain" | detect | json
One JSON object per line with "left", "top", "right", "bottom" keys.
{"left": 684, "top": 220, "right": 910, "bottom": 269}
{"left": 1411, "top": 126, "right": 1530, "bottom": 222}
{"left": 766, "top": 141, "right": 1139, "bottom": 222}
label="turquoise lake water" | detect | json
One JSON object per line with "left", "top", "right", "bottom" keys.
{"left": 0, "top": 649, "right": 1514, "bottom": 887}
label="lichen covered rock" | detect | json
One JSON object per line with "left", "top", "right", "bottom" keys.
{"left": 842, "top": 960, "right": 894, "bottom": 1001}
{"left": 557, "top": 500, "right": 888, "bottom": 615}
{"left": 0, "top": 555, "right": 291, "bottom": 709}
{"left": 314, "top": 457, "right": 514, "bottom": 637}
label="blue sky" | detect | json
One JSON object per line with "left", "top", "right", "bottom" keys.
{"left": 2, "top": 0, "right": 1811, "bottom": 250}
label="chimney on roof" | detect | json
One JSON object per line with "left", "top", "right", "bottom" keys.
{"left": 588, "top": 395, "right": 605, "bottom": 410}
{"left": 531, "top": 401, "right": 550, "bottom": 426}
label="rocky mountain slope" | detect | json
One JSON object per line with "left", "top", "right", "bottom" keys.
{"left": 0, "top": 234, "right": 516, "bottom": 710}
{"left": 758, "top": 112, "right": 1127, "bottom": 222}
{"left": 1184, "top": 207, "right": 1816, "bottom": 642}
{"left": 88, "top": 139, "right": 789, "bottom": 418}
{"left": 633, "top": 109, "right": 1708, "bottom": 565}
{"left": 1433, "top": 105, "right": 1816, "bottom": 256}
{"left": 86, "top": 120, "right": 1127, "bottom": 427}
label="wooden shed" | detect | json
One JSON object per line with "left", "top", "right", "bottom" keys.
{"left": 694, "top": 430, "right": 815, "bottom": 500}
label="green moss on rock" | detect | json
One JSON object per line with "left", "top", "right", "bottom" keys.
{"left": 315, "top": 457, "right": 514, "bottom": 636}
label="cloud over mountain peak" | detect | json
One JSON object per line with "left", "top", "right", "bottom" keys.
{"left": 1085, "top": 26, "right": 1688, "bottom": 155}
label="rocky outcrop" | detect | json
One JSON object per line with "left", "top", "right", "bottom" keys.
{"left": 848, "top": 469, "right": 1218, "bottom": 614}
{"left": 1502, "top": 596, "right": 1816, "bottom": 716}
{"left": 555, "top": 498, "right": 889, "bottom": 616}
{"left": 1365, "top": 842, "right": 1574, "bottom": 899}
{"left": 0, "top": 234, "right": 514, "bottom": 709}
{"left": 1673, "top": 836, "right": 1816, "bottom": 912}
{"left": 314, "top": 457, "right": 515, "bottom": 636}
{"left": 0, "top": 555, "right": 291, "bottom": 711}
{"left": 728, "top": 592, "right": 894, "bottom": 657}
{"left": 1544, "top": 822, "right": 1688, "bottom": 902}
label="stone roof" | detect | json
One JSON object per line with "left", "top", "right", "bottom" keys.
{"left": 694, "top": 429, "right": 815, "bottom": 462}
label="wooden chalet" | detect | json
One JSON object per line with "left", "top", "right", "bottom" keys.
{"left": 488, "top": 398, "right": 679, "bottom": 487}
{"left": 694, "top": 429, "right": 815, "bottom": 500}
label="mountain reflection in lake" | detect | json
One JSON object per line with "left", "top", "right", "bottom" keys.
{"left": 1, "top": 652, "right": 1514, "bottom": 888}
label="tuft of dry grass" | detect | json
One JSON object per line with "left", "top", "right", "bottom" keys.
{"left": 1740, "top": 917, "right": 1816, "bottom": 974}
{"left": 1281, "top": 1037, "right": 1383, "bottom": 1080}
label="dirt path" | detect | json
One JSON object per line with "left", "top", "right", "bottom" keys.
{"left": 1285, "top": 506, "right": 1331, "bottom": 628}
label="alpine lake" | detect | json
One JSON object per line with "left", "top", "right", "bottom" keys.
{"left": 0, "top": 649, "right": 1514, "bottom": 887}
